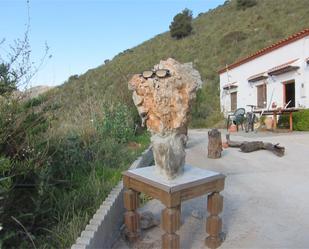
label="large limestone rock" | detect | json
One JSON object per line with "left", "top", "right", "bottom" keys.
{"left": 128, "top": 58, "right": 201, "bottom": 180}
{"left": 151, "top": 133, "right": 186, "bottom": 179}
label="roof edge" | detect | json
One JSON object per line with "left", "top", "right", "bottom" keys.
{"left": 218, "top": 28, "right": 309, "bottom": 74}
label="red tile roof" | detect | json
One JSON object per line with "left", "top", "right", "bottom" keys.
{"left": 218, "top": 28, "right": 309, "bottom": 74}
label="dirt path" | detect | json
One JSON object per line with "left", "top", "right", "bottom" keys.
{"left": 114, "top": 130, "right": 309, "bottom": 249}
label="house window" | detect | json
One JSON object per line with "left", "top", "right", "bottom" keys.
{"left": 257, "top": 84, "right": 267, "bottom": 108}
{"left": 230, "top": 92, "right": 237, "bottom": 111}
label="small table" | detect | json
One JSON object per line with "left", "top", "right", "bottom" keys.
{"left": 123, "top": 165, "right": 226, "bottom": 249}
{"left": 254, "top": 108, "right": 300, "bottom": 131}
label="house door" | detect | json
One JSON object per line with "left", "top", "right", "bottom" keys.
{"left": 284, "top": 81, "right": 295, "bottom": 108}
{"left": 230, "top": 92, "right": 237, "bottom": 111}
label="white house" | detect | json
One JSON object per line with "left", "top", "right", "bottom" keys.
{"left": 219, "top": 28, "right": 309, "bottom": 116}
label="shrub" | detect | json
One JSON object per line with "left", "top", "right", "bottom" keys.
{"left": 169, "top": 8, "right": 193, "bottom": 39}
{"left": 277, "top": 115, "right": 289, "bottom": 129}
{"left": 0, "top": 97, "right": 53, "bottom": 248}
{"left": 23, "top": 95, "right": 47, "bottom": 108}
{"left": 224, "top": 0, "right": 231, "bottom": 6}
{"left": 0, "top": 63, "right": 17, "bottom": 95}
{"left": 293, "top": 109, "right": 309, "bottom": 131}
{"left": 0, "top": 95, "right": 149, "bottom": 248}
{"left": 69, "top": 74, "right": 79, "bottom": 81}
{"left": 98, "top": 103, "right": 134, "bottom": 144}
{"left": 277, "top": 110, "right": 309, "bottom": 131}
{"left": 237, "top": 0, "right": 257, "bottom": 10}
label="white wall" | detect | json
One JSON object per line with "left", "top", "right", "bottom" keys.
{"left": 219, "top": 36, "right": 309, "bottom": 116}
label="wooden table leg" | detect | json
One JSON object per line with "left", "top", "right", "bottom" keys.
{"left": 205, "top": 192, "right": 224, "bottom": 249}
{"left": 289, "top": 112, "right": 293, "bottom": 131}
{"left": 273, "top": 111, "right": 277, "bottom": 130}
{"left": 162, "top": 205, "right": 181, "bottom": 249}
{"left": 124, "top": 188, "right": 140, "bottom": 242}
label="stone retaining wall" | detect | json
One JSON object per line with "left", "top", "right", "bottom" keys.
{"left": 71, "top": 147, "right": 153, "bottom": 249}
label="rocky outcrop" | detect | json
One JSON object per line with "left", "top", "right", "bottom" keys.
{"left": 128, "top": 58, "right": 201, "bottom": 180}
{"left": 24, "top": 85, "right": 53, "bottom": 99}
{"left": 10, "top": 85, "right": 53, "bottom": 101}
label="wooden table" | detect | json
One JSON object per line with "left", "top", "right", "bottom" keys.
{"left": 123, "top": 165, "right": 226, "bottom": 249}
{"left": 254, "top": 108, "right": 300, "bottom": 131}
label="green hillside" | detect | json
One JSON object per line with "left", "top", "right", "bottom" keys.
{"left": 2, "top": 0, "right": 309, "bottom": 247}
{"left": 50, "top": 0, "right": 309, "bottom": 129}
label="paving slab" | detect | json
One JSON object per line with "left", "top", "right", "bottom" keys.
{"left": 113, "top": 130, "right": 309, "bottom": 249}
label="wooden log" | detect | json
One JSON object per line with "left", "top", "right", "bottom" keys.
{"left": 226, "top": 134, "right": 285, "bottom": 157}
{"left": 225, "top": 134, "right": 243, "bottom": 147}
{"left": 240, "top": 141, "right": 264, "bottom": 152}
{"left": 262, "top": 142, "right": 285, "bottom": 157}
{"left": 208, "top": 129, "right": 222, "bottom": 159}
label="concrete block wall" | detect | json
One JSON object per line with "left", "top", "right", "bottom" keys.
{"left": 71, "top": 146, "right": 153, "bottom": 249}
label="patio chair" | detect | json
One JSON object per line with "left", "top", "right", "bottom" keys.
{"left": 227, "top": 108, "right": 246, "bottom": 131}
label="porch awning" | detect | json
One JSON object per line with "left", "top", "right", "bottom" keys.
{"left": 268, "top": 59, "right": 300, "bottom": 76}
{"left": 222, "top": 82, "right": 238, "bottom": 90}
{"left": 248, "top": 72, "right": 268, "bottom": 82}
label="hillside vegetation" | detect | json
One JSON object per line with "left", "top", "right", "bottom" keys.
{"left": 51, "top": 0, "right": 309, "bottom": 129}
{"left": 2, "top": 0, "right": 309, "bottom": 248}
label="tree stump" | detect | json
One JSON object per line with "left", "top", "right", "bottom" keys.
{"left": 208, "top": 129, "right": 222, "bottom": 159}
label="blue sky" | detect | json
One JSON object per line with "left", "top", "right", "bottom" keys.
{"left": 1, "top": 0, "right": 224, "bottom": 88}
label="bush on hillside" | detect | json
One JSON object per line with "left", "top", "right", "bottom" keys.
{"left": 0, "top": 97, "right": 52, "bottom": 247}
{"left": 169, "top": 9, "right": 193, "bottom": 39}
{"left": 0, "top": 96, "right": 147, "bottom": 248}
{"left": 69, "top": 74, "right": 79, "bottom": 81}
{"left": 98, "top": 104, "right": 134, "bottom": 144}
{"left": 237, "top": 0, "right": 257, "bottom": 10}
{"left": 0, "top": 63, "right": 17, "bottom": 95}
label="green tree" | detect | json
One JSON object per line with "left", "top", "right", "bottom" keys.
{"left": 0, "top": 63, "right": 17, "bottom": 95}
{"left": 0, "top": 2, "right": 51, "bottom": 247}
{"left": 169, "top": 8, "right": 193, "bottom": 39}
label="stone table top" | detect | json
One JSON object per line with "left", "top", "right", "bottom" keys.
{"left": 124, "top": 165, "right": 224, "bottom": 193}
